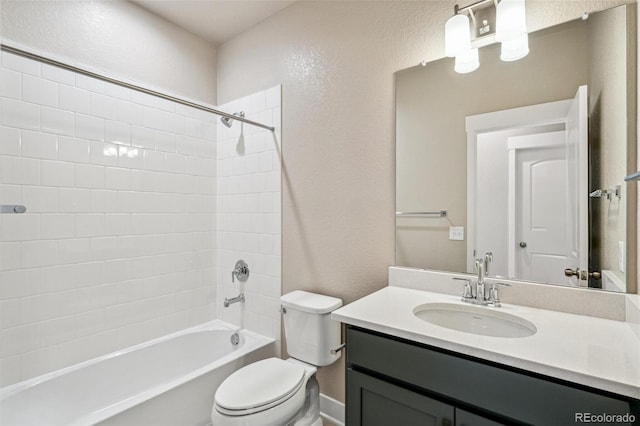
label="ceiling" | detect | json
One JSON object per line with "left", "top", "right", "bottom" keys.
{"left": 131, "top": 0, "right": 296, "bottom": 45}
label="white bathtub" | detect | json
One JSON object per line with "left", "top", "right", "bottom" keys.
{"left": 0, "top": 320, "right": 275, "bottom": 426}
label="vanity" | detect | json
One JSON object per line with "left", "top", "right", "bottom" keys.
{"left": 332, "top": 273, "right": 640, "bottom": 426}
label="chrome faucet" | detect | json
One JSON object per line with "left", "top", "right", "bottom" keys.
{"left": 224, "top": 293, "right": 245, "bottom": 307}
{"left": 474, "top": 258, "right": 485, "bottom": 304}
{"left": 452, "top": 256, "right": 510, "bottom": 307}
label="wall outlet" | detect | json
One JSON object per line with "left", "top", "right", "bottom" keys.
{"left": 618, "top": 241, "right": 625, "bottom": 273}
{"left": 449, "top": 226, "right": 464, "bottom": 241}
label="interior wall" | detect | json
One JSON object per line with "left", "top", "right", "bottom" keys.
{"left": 216, "top": 0, "right": 630, "bottom": 403}
{"left": 588, "top": 5, "right": 629, "bottom": 287}
{"left": 0, "top": 0, "right": 217, "bottom": 105}
{"left": 0, "top": 50, "right": 217, "bottom": 387}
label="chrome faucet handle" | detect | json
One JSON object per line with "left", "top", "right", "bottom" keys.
{"left": 487, "top": 281, "right": 511, "bottom": 307}
{"left": 484, "top": 252, "right": 493, "bottom": 276}
{"left": 452, "top": 277, "right": 474, "bottom": 301}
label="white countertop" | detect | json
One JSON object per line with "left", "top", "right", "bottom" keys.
{"left": 332, "top": 286, "right": 640, "bottom": 399}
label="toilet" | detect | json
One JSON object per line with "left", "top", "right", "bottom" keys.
{"left": 211, "top": 291, "right": 343, "bottom": 426}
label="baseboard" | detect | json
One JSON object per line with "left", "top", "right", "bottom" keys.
{"left": 319, "top": 393, "right": 345, "bottom": 426}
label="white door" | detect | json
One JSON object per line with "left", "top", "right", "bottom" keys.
{"left": 564, "top": 86, "right": 589, "bottom": 285}
{"left": 511, "top": 132, "right": 571, "bottom": 284}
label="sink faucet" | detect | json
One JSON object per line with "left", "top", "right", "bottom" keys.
{"left": 453, "top": 257, "right": 510, "bottom": 307}
{"left": 474, "top": 258, "right": 485, "bottom": 304}
{"left": 224, "top": 293, "right": 245, "bottom": 307}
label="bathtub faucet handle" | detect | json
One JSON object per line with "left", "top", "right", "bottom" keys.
{"left": 231, "top": 260, "right": 250, "bottom": 283}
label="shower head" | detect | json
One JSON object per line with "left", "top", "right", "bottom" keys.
{"left": 220, "top": 111, "right": 245, "bottom": 128}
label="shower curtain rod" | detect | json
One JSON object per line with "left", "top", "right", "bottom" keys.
{"left": 0, "top": 44, "right": 276, "bottom": 132}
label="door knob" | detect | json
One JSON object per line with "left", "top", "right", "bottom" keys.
{"left": 519, "top": 242, "right": 527, "bottom": 248}
{"left": 564, "top": 268, "right": 591, "bottom": 280}
{"left": 564, "top": 268, "right": 580, "bottom": 277}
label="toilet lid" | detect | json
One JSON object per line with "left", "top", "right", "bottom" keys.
{"left": 215, "top": 358, "right": 306, "bottom": 411}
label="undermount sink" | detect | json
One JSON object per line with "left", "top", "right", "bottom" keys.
{"left": 413, "top": 303, "right": 537, "bottom": 338}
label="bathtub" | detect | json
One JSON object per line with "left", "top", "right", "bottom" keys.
{"left": 0, "top": 320, "right": 275, "bottom": 426}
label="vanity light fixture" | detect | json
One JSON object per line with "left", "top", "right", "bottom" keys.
{"left": 445, "top": 0, "right": 529, "bottom": 74}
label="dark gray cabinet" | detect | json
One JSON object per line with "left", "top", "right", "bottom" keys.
{"left": 345, "top": 326, "right": 638, "bottom": 426}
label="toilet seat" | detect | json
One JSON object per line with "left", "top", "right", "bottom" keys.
{"left": 215, "top": 358, "right": 306, "bottom": 416}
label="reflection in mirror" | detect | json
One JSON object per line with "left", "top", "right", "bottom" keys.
{"left": 395, "top": 5, "right": 636, "bottom": 293}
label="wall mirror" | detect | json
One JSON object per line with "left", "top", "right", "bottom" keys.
{"left": 395, "top": 4, "right": 637, "bottom": 293}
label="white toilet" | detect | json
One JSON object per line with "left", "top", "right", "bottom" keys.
{"left": 211, "top": 291, "right": 343, "bottom": 426}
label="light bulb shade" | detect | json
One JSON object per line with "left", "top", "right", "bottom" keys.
{"left": 496, "top": 0, "right": 527, "bottom": 42}
{"left": 455, "top": 48, "right": 480, "bottom": 74}
{"left": 445, "top": 14, "right": 471, "bottom": 57}
{"left": 500, "top": 33, "right": 529, "bottom": 61}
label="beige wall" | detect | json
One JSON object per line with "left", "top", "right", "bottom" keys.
{"left": 0, "top": 0, "right": 217, "bottom": 105}
{"left": 396, "top": 20, "right": 589, "bottom": 272}
{"left": 588, "top": 5, "right": 630, "bottom": 287}
{"left": 217, "top": 0, "right": 630, "bottom": 402}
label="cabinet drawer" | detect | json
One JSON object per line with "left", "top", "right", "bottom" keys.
{"left": 346, "top": 326, "right": 635, "bottom": 426}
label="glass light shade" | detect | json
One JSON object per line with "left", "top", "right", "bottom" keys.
{"left": 496, "top": 0, "right": 527, "bottom": 42}
{"left": 455, "top": 48, "right": 480, "bottom": 74}
{"left": 445, "top": 14, "right": 471, "bottom": 57}
{"left": 500, "top": 33, "right": 529, "bottom": 61}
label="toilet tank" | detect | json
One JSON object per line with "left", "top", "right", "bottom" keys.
{"left": 280, "top": 291, "right": 343, "bottom": 367}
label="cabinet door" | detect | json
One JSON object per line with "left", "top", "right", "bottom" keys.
{"left": 347, "top": 368, "right": 454, "bottom": 426}
{"left": 456, "top": 409, "right": 506, "bottom": 426}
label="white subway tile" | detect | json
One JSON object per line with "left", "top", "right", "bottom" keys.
{"left": 1, "top": 156, "right": 40, "bottom": 185}
{"left": 58, "top": 188, "right": 91, "bottom": 212}
{"left": 117, "top": 145, "right": 142, "bottom": 169}
{"left": 57, "top": 238, "right": 92, "bottom": 265}
{"left": 105, "top": 120, "right": 130, "bottom": 145}
{"left": 40, "top": 214, "right": 75, "bottom": 239}
{"left": 265, "top": 86, "right": 280, "bottom": 109}
{"left": 176, "top": 135, "right": 197, "bottom": 156}
{"left": 21, "top": 293, "right": 63, "bottom": 323}
{"left": 105, "top": 167, "right": 131, "bottom": 190}
{"left": 90, "top": 141, "right": 118, "bottom": 167}
{"left": 153, "top": 97, "right": 176, "bottom": 113}
{"left": 20, "top": 345, "right": 59, "bottom": 379}
{"left": 20, "top": 130, "right": 57, "bottom": 160}
{"left": 22, "top": 185, "right": 58, "bottom": 212}
{"left": 40, "top": 160, "right": 74, "bottom": 187}
{"left": 142, "top": 150, "right": 166, "bottom": 172}
{"left": 0, "top": 127, "right": 21, "bottom": 155}
{"left": 75, "top": 114, "right": 104, "bottom": 141}
{"left": 41, "top": 107, "right": 74, "bottom": 136}
{"left": 131, "top": 90, "right": 156, "bottom": 107}
{"left": 131, "top": 126, "right": 155, "bottom": 149}
{"left": 90, "top": 93, "right": 118, "bottom": 120}
{"left": 0, "top": 242, "right": 21, "bottom": 271}
{"left": 185, "top": 118, "right": 204, "bottom": 138}
{"left": 42, "top": 64, "right": 75, "bottom": 85}
{"left": 104, "top": 82, "right": 131, "bottom": 100}
{"left": 1, "top": 68, "right": 21, "bottom": 99}
{"left": 0, "top": 324, "right": 40, "bottom": 358}
{"left": 76, "top": 214, "right": 105, "bottom": 237}
{"left": 59, "top": 85, "right": 91, "bottom": 113}
{"left": 57, "top": 330, "right": 118, "bottom": 368}
{"left": 20, "top": 240, "right": 58, "bottom": 268}
{"left": 0, "top": 299, "right": 21, "bottom": 329}
{"left": 0, "top": 354, "right": 20, "bottom": 386}
{"left": 154, "top": 131, "right": 175, "bottom": 152}
{"left": 1, "top": 98, "right": 41, "bottom": 131}
{"left": 90, "top": 190, "right": 118, "bottom": 213}
{"left": 105, "top": 214, "right": 131, "bottom": 236}
{"left": 75, "top": 163, "right": 105, "bottom": 189}
{"left": 166, "top": 153, "right": 186, "bottom": 174}
{"left": 117, "top": 100, "right": 145, "bottom": 126}
{"left": 57, "top": 136, "right": 90, "bottom": 163}
{"left": 0, "top": 184, "right": 21, "bottom": 205}
{"left": 1, "top": 214, "right": 40, "bottom": 241}
{"left": 75, "top": 74, "right": 105, "bottom": 94}
{"left": 1, "top": 52, "right": 40, "bottom": 76}
{"left": 22, "top": 75, "right": 58, "bottom": 107}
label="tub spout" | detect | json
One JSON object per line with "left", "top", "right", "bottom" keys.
{"left": 224, "top": 293, "right": 245, "bottom": 308}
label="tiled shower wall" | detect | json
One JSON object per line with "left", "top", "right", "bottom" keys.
{"left": 216, "top": 86, "right": 282, "bottom": 351}
{"left": 0, "top": 50, "right": 217, "bottom": 386}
